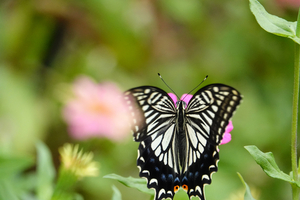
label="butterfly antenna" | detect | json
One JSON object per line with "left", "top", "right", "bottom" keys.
{"left": 182, "top": 75, "right": 208, "bottom": 100}
{"left": 158, "top": 73, "right": 180, "bottom": 99}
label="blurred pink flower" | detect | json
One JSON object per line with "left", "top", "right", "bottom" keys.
{"left": 168, "top": 93, "right": 232, "bottom": 145}
{"left": 276, "top": 0, "right": 300, "bottom": 9}
{"left": 62, "top": 76, "right": 131, "bottom": 141}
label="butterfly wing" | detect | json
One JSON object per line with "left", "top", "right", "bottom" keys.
{"left": 124, "top": 86, "right": 180, "bottom": 200}
{"left": 182, "top": 84, "right": 242, "bottom": 199}
{"left": 181, "top": 143, "right": 219, "bottom": 200}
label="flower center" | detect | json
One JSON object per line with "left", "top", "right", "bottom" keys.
{"left": 88, "top": 102, "right": 113, "bottom": 116}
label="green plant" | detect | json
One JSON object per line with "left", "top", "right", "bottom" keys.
{"left": 0, "top": 142, "right": 99, "bottom": 200}
{"left": 245, "top": 1, "right": 300, "bottom": 200}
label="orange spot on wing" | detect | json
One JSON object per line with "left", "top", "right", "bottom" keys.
{"left": 182, "top": 184, "right": 188, "bottom": 192}
{"left": 174, "top": 185, "right": 180, "bottom": 193}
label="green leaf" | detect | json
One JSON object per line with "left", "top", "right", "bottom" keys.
{"left": 111, "top": 185, "right": 122, "bottom": 200}
{"left": 0, "top": 180, "right": 20, "bottom": 200}
{"left": 103, "top": 174, "right": 153, "bottom": 195}
{"left": 237, "top": 172, "right": 256, "bottom": 200}
{"left": 36, "top": 141, "right": 56, "bottom": 200}
{"left": 245, "top": 145, "right": 299, "bottom": 186}
{"left": 73, "top": 194, "right": 84, "bottom": 200}
{"left": 249, "top": 0, "right": 300, "bottom": 44}
{"left": 0, "top": 155, "right": 34, "bottom": 179}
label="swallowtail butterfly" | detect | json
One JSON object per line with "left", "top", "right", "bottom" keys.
{"left": 124, "top": 80, "right": 242, "bottom": 200}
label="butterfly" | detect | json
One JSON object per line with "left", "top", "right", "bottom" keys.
{"left": 124, "top": 83, "right": 242, "bottom": 200}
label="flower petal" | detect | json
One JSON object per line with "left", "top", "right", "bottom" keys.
{"left": 168, "top": 93, "right": 177, "bottom": 105}
{"left": 225, "top": 120, "right": 234, "bottom": 133}
{"left": 59, "top": 143, "right": 99, "bottom": 178}
{"left": 220, "top": 121, "right": 233, "bottom": 145}
{"left": 220, "top": 132, "right": 232, "bottom": 145}
{"left": 180, "top": 94, "right": 193, "bottom": 105}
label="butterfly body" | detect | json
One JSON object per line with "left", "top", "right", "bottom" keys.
{"left": 124, "top": 84, "right": 242, "bottom": 200}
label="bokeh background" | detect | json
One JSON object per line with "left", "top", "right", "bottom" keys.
{"left": 1, "top": 0, "right": 300, "bottom": 199}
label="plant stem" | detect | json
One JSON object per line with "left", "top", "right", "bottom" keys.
{"left": 291, "top": 7, "right": 300, "bottom": 200}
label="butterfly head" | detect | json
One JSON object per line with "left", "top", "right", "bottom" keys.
{"left": 175, "top": 100, "right": 187, "bottom": 110}
{"left": 169, "top": 93, "right": 192, "bottom": 109}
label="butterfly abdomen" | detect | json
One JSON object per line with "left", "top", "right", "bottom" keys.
{"left": 175, "top": 100, "right": 188, "bottom": 171}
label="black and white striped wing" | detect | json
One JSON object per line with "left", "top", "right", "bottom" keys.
{"left": 124, "top": 86, "right": 179, "bottom": 200}
{"left": 182, "top": 84, "right": 242, "bottom": 199}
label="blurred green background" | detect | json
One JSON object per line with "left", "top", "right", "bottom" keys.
{"left": 1, "top": 0, "right": 299, "bottom": 199}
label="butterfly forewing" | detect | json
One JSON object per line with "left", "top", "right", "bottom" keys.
{"left": 186, "top": 84, "right": 242, "bottom": 145}
{"left": 125, "top": 83, "right": 242, "bottom": 200}
{"left": 125, "top": 86, "right": 176, "bottom": 141}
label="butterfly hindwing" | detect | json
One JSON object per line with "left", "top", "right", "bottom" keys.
{"left": 181, "top": 143, "right": 219, "bottom": 200}
{"left": 137, "top": 132, "right": 179, "bottom": 200}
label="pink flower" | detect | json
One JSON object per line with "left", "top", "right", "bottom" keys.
{"left": 220, "top": 121, "right": 233, "bottom": 145}
{"left": 62, "top": 76, "right": 131, "bottom": 141}
{"left": 168, "top": 93, "right": 232, "bottom": 145}
{"left": 276, "top": 0, "right": 300, "bottom": 9}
